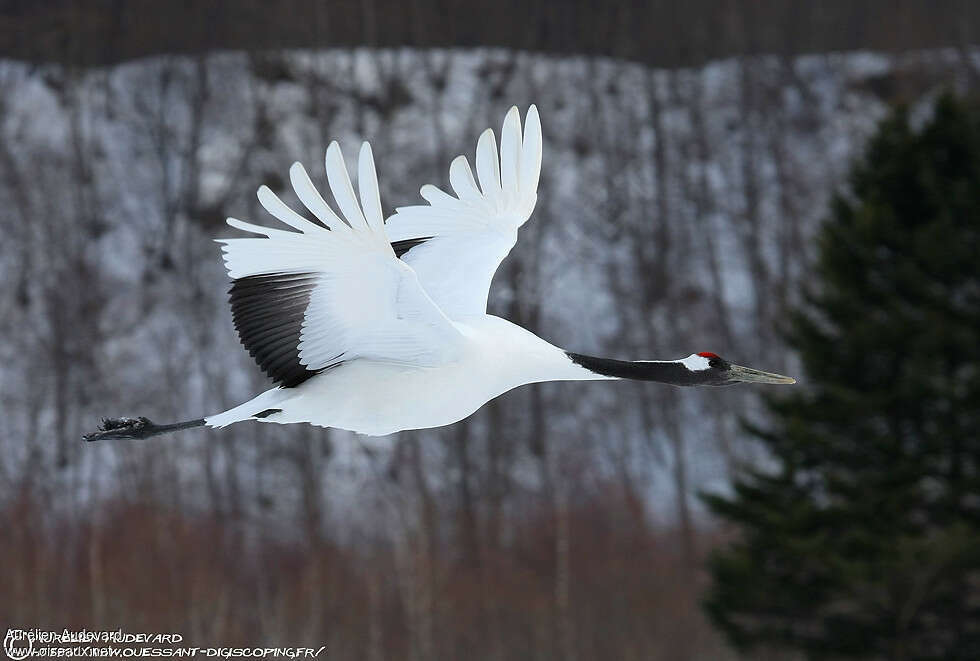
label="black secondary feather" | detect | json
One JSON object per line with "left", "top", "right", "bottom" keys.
{"left": 229, "top": 272, "right": 321, "bottom": 388}
{"left": 391, "top": 237, "right": 432, "bottom": 257}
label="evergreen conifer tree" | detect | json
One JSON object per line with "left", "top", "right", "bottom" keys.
{"left": 704, "top": 95, "right": 980, "bottom": 660}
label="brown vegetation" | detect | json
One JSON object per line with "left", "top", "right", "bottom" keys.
{"left": 1, "top": 485, "right": 735, "bottom": 660}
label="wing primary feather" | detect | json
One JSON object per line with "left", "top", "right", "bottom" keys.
{"left": 288, "top": 162, "right": 350, "bottom": 232}
{"left": 224, "top": 217, "right": 296, "bottom": 238}
{"left": 475, "top": 129, "right": 502, "bottom": 206}
{"left": 520, "top": 105, "right": 543, "bottom": 200}
{"left": 256, "top": 186, "right": 322, "bottom": 233}
{"left": 357, "top": 142, "right": 387, "bottom": 238}
{"left": 449, "top": 156, "right": 483, "bottom": 204}
{"left": 499, "top": 106, "right": 521, "bottom": 198}
{"left": 420, "top": 184, "right": 468, "bottom": 210}
{"left": 325, "top": 142, "right": 369, "bottom": 232}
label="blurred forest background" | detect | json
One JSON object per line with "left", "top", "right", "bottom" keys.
{"left": 1, "top": 1, "right": 979, "bottom": 660}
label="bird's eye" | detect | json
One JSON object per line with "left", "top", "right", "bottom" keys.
{"left": 709, "top": 358, "right": 722, "bottom": 368}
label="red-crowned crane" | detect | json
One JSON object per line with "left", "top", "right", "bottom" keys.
{"left": 84, "top": 106, "right": 794, "bottom": 442}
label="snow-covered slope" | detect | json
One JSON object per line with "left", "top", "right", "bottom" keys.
{"left": 0, "top": 47, "right": 975, "bottom": 530}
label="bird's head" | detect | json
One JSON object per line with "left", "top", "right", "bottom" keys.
{"left": 682, "top": 352, "right": 796, "bottom": 386}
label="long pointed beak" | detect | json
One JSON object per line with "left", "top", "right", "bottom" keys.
{"left": 728, "top": 363, "right": 796, "bottom": 385}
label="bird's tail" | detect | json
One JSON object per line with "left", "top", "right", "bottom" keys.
{"left": 203, "top": 387, "right": 288, "bottom": 428}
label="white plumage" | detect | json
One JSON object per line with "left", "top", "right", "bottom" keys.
{"left": 385, "top": 106, "right": 541, "bottom": 317}
{"left": 220, "top": 142, "right": 464, "bottom": 372}
{"left": 84, "top": 105, "right": 794, "bottom": 443}
{"left": 207, "top": 106, "right": 586, "bottom": 435}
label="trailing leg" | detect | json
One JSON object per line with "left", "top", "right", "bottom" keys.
{"left": 82, "top": 416, "right": 206, "bottom": 442}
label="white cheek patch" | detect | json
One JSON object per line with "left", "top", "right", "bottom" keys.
{"left": 680, "top": 354, "right": 711, "bottom": 371}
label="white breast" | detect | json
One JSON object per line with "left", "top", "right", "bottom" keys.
{"left": 259, "top": 315, "right": 598, "bottom": 435}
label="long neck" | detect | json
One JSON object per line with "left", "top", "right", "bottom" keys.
{"left": 481, "top": 318, "right": 707, "bottom": 388}
{"left": 564, "top": 352, "right": 706, "bottom": 386}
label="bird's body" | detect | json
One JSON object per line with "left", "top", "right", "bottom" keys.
{"left": 207, "top": 315, "right": 604, "bottom": 436}
{"left": 85, "top": 105, "right": 794, "bottom": 443}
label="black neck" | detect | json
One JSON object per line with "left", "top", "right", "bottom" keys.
{"left": 566, "top": 352, "right": 705, "bottom": 386}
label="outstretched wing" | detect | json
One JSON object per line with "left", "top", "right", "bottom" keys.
{"left": 385, "top": 105, "right": 542, "bottom": 318}
{"left": 217, "top": 142, "right": 464, "bottom": 388}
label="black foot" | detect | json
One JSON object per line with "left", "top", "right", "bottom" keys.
{"left": 83, "top": 416, "right": 156, "bottom": 442}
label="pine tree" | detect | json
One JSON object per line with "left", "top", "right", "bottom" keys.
{"left": 703, "top": 95, "right": 980, "bottom": 660}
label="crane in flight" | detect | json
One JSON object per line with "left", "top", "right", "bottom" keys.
{"left": 84, "top": 105, "right": 794, "bottom": 442}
